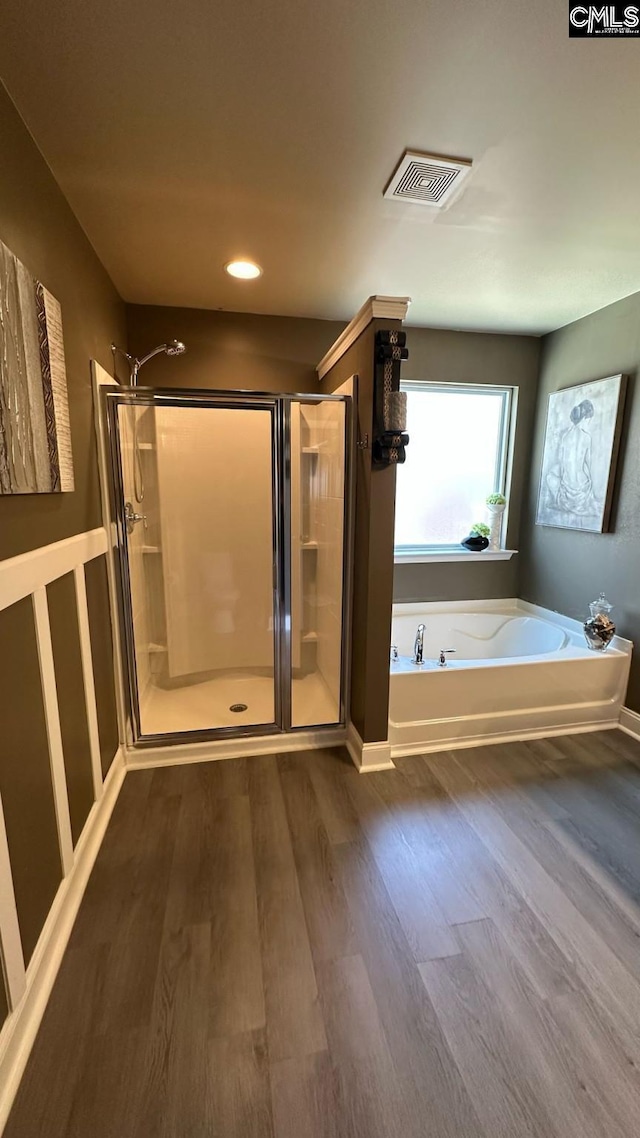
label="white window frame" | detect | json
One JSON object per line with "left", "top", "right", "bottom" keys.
{"left": 394, "top": 380, "right": 518, "bottom": 564}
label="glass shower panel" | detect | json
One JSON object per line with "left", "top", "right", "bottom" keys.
{"left": 290, "top": 399, "right": 347, "bottom": 728}
{"left": 117, "top": 402, "right": 276, "bottom": 737}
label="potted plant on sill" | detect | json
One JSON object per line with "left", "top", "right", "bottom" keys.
{"left": 486, "top": 493, "right": 506, "bottom": 551}
{"left": 461, "top": 522, "right": 490, "bottom": 552}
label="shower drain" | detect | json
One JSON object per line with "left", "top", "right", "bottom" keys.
{"left": 229, "top": 703, "right": 248, "bottom": 713}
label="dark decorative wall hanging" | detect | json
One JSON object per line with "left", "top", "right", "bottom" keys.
{"left": 372, "top": 329, "right": 409, "bottom": 466}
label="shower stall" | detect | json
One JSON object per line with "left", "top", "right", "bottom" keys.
{"left": 103, "top": 387, "right": 352, "bottom": 746}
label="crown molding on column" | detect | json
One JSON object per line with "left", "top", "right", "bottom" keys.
{"left": 316, "top": 295, "right": 411, "bottom": 380}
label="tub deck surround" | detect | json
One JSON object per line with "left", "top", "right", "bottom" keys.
{"left": 390, "top": 599, "right": 632, "bottom": 756}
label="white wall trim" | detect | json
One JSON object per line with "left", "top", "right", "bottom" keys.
{"left": 0, "top": 528, "right": 108, "bottom": 613}
{"left": 0, "top": 804, "right": 26, "bottom": 1014}
{"left": 346, "top": 722, "right": 395, "bottom": 773}
{"left": 91, "top": 360, "right": 128, "bottom": 746}
{"left": 31, "top": 588, "right": 74, "bottom": 877}
{"left": 0, "top": 749, "right": 125, "bottom": 1135}
{"left": 73, "top": 565, "right": 104, "bottom": 803}
{"left": 316, "top": 295, "right": 411, "bottom": 380}
{"left": 126, "top": 727, "right": 347, "bottom": 769}
{"left": 619, "top": 706, "right": 640, "bottom": 741}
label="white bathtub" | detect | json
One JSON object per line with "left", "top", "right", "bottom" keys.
{"left": 390, "top": 599, "right": 632, "bottom": 755}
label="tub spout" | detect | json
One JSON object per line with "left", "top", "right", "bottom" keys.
{"left": 413, "top": 624, "right": 426, "bottom": 665}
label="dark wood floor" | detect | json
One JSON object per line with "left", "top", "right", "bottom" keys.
{"left": 7, "top": 730, "right": 640, "bottom": 1137}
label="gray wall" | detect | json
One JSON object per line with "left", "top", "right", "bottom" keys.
{"left": 520, "top": 291, "right": 640, "bottom": 713}
{"left": 393, "top": 327, "right": 541, "bottom": 603}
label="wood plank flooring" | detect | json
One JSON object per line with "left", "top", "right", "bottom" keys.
{"left": 6, "top": 730, "right": 640, "bottom": 1137}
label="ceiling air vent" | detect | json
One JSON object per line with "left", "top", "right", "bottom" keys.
{"left": 383, "top": 150, "right": 472, "bottom": 207}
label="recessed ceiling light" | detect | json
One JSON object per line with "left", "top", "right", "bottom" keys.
{"left": 225, "top": 259, "right": 262, "bottom": 280}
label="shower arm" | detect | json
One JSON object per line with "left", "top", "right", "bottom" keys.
{"left": 111, "top": 343, "right": 161, "bottom": 386}
{"left": 132, "top": 345, "right": 168, "bottom": 377}
{"left": 111, "top": 341, "right": 186, "bottom": 386}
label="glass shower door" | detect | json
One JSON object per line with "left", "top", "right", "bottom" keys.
{"left": 113, "top": 397, "right": 278, "bottom": 740}
{"left": 289, "top": 398, "right": 348, "bottom": 728}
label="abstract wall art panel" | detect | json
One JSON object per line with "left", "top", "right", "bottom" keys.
{"left": 0, "top": 238, "right": 74, "bottom": 494}
{"left": 536, "top": 373, "right": 626, "bottom": 533}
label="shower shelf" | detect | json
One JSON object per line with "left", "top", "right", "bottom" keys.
{"left": 147, "top": 642, "right": 167, "bottom": 654}
{"left": 302, "top": 540, "right": 318, "bottom": 550}
{"left": 138, "top": 442, "right": 154, "bottom": 451}
{"left": 302, "top": 631, "right": 318, "bottom": 643}
{"left": 301, "top": 446, "right": 320, "bottom": 454}
{"left": 142, "top": 545, "right": 161, "bottom": 554}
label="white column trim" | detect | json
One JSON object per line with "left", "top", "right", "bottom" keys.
{"left": 346, "top": 721, "right": 395, "bottom": 773}
{"left": 73, "top": 565, "right": 104, "bottom": 802}
{"left": 0, "top": 528, "right": 108, "bottom": 613}
{"left": 31, "top": 589, "right": 74, "bottom": 876}
{"left": 316, "top": 295, "right": 411, "bottom": 380}
{"left": 0, "top": 797, "right": 26, "bottom": 1012}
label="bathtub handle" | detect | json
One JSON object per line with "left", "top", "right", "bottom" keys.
{"left": 391, "top": 645, "right": 398, "bottom": 661}
{"left": 438, "top": 648, "right": 456, "bottom": 667}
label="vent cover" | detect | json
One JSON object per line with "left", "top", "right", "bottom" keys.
{"left": 384, "top": 150, "right": 472, "bottom": 207}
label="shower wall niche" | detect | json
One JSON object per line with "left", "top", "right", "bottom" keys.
{"left": 107, "top": 390, "right": 350, "bottom": 745}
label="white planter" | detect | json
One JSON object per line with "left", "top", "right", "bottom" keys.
{"left": 486, "top": 503, "right": 506, "bottom": 551}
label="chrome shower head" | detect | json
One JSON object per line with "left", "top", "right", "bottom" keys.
{"left": 128, "top": 339, "right": 188, "bottom": 383}
{"left": 165, "top": 340, "right": 186, "bottom": 357}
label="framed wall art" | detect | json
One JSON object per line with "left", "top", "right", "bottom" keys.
{"left": 536, "top": 373, "right": 626, "bottom": 532}
{"left": 0, "top": 237, "right": 74, "bottom": 494}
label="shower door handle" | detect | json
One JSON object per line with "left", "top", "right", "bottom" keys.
{"left": 124, "top": 501, "right": 147, "bottom": 534}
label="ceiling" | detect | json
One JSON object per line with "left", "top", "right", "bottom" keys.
{"left": 1, "top": 0, "right": 640, "bottom": 334}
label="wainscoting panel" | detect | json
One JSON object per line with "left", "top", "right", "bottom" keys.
{"left": 47, "top": 573, "right": 95, "bottom": 847}
{"left": 84, "top": 555, "right": 120, "bottom": 777}
{"left": 0, "top": 526, "right": 124, "bottom": 1132}
{"left": 0, "top": 598, "right": 62, "bottom": 966}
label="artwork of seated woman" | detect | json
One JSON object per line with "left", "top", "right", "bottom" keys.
{"left": 546, "top": 399, "right": 598, "bottom": 516}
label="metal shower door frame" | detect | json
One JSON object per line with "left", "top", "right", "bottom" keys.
{"left": 103, "top": 386, "right": 352, "bottom": 748}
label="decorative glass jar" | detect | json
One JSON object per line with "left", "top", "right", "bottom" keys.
{"left": 583, "top": 593, "right": 616, "bottom": 652}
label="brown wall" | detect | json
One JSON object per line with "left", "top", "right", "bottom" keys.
{"left": 47, "top": 573, "right": 95, "bottom": 846}
{"left": 520, "top": 290, "right": 640, "bottom": 712}
{"left": 320, "top": 320, "right": 400, "bottom": 744}
{"left": 0, "top": 85, "right": 124, "bottom": 982}
{"left": 0, "top": 597, "right": 62, "bottom": 966}
{"left": 126, "top": 305, "right": 344, "bottom": 393}
{"left": 393, "top": 327, "right": 541, "bottom": 603}
{"left": 0, "top": 83, "right": 126, "bottom": 562}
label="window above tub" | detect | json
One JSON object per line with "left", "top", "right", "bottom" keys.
{"left": 394, "top": 381, "right": 518, "bottom": 564}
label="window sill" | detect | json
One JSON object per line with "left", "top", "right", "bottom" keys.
{"left": 394, "top": 549, "right": 518, "bottom": 565}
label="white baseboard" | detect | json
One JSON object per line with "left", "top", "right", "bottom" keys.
{"left": 391, "top": 719, "right": 620, "bottom": 759}
{"left": 619, "top": 706, "right": 640, "bottom": 742}
{"left": 0, "top": 749, "right": 125, "bottom": 1134}
{"left": 346, "top": 722, "right": 394, "bottom": 773}
{"left": 125, "top": 727, "right": 347, "bottom": 769}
